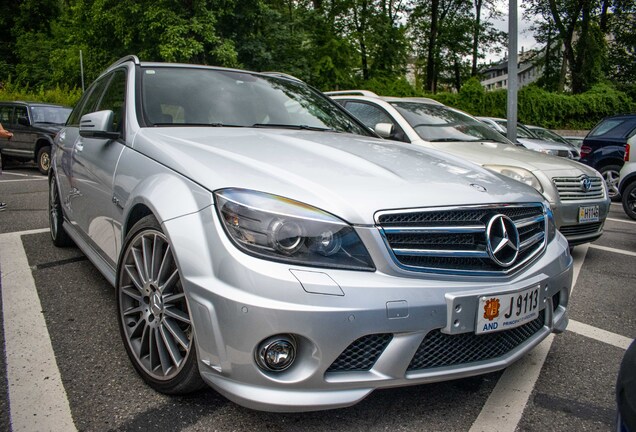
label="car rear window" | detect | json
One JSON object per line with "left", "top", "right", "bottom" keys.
{"left": 588, "top": 118, "right": 631, "bottom": 138}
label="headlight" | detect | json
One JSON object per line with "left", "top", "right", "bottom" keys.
{"left": 214, "top": 189, "right": 375, "bottom": 271}
{"left": 484, "top": 165, "right": 543, "bottom": 193}
{"left": 539, "top": 149, "right": 559, "bottom": 156}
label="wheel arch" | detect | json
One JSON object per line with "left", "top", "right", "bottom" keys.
{"left": 34, "top": 136, "right": 53, "bottom": 160}
{"left": 619, "top": 171, "right": 636, "bottom": 195}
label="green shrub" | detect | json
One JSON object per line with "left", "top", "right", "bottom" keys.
{"left": 0, "top": 80, "right": 82, "bottom": 107}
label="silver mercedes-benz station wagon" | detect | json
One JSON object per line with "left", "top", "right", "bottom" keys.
{"left": 50, "top": 56, "right": 573, "bottom": 412}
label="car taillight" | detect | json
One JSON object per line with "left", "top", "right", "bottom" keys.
{"left": 580, "top": 145, "right": 592, "bottom": 158}
{"left": 625, "top": 143, "right": 631, "bottom": 162}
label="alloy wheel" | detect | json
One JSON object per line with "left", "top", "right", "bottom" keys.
{"left": 119, "top": 230, "right": 193, "bottom": 381}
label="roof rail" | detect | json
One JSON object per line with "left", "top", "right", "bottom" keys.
{"left": 260, "top": 71, "right": 304, "bottom": 83}
{"left": 400, "top": 97, "right": 444, "bottom": 105}
{"left": 324, "top": 90, "right": 379, "bottom": 97}
{"left": 106, "top": 55, "right": 140, "bottom": 71}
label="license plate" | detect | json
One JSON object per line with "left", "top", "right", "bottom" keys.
{"left": 476, "top": 285, "right": 541, "bottom": 334}
{"left": 578, "top": 205, "right": 600, "bottom": 223}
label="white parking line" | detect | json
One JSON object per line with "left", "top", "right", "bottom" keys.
{"left": 567, "top": 320, "right": 633, "bottom": 350}
{"left": 0, "top": 178, "right": 48, "bottom": 183}
{"left": 589, "top": 244, "right": 636, "bottom": 257}
{"left": 0, "top": 229, "right": 629, "bottom": 431}
{"left": 0, "top": 229, "right": 77, "bottom": 431}
{"left": 607, "top": 217, "right": 636, "bottom": 225}
{"left": 469, "top": 244, "right": 589, "bottom": 432}
{"left": 0, "top": 172, "right": 41, "bottom": 178}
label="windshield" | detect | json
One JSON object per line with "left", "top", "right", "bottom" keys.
{"left": 532, "top": 127, "right": 569, "bottom": 144}
{"left": 391, "top": 102, "right": 510, "bottom": 144}
{"left": 493, "top": 120, "right": 536, "bottom": 139}
{"left": 31, "top": 106, "right": 71, "bottom": 124}
{"left": 140, "top": 67, "right": 369, "bottom": 135}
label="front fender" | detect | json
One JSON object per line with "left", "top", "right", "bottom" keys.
{"left": 114, "top": 147, "right": 214, "bottom": 241}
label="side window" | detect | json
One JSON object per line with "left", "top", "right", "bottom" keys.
{"left": 98, "top": 69, "right": 127, "bottom": 132}
{"left": 15, "top": 106, "right": 29, "bottom": 124}
{"left": 67, "top": 76, "right": 110, "bottom": 126}
{"left": 0, "top": 105, "right": 13, "bottom": 124}
{"left": 344, "top": 101, "right": 408, "bottom": 142}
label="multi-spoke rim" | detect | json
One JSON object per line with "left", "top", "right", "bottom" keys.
{"left": 119, "top": 229, "right": 192, "bottom": 381}
{"left": 627, "top": 186, "right": 636, "bottom": 214}
{"left": 49, "top": 180, "right": 59, "bottom": 239}
{"left": 603, "top": 169, "right": 620, "bottom": 197}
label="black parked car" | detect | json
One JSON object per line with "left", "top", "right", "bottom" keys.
{"left": 0, "top": 101, "right": 72, "bottom": 174}
{"left": 580, "top": 114, "right": 636, "bottom": 200}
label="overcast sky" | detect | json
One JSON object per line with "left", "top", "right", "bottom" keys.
{"left": 488, "top": 3, "right": 541, "bottom": 63}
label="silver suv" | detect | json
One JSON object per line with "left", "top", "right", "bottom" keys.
{"left": 328, "top": 92, "right": 610, "bottom": 247}
{"left": 50, "top": 56, "right": 573, "bottom": 412}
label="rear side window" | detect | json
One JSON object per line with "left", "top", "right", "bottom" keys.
{"left": 589, "top": 119, "right": 624, "bottom": 137}
{"left": 0, "top": 105, "right": 12, "bottom": 124}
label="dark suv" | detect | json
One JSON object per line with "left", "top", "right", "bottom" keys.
{"left": 580, "top": 113, "right": 636, "bottom": 199}
{"left": 0, "top": 101, "right": 72, "bottom": 174}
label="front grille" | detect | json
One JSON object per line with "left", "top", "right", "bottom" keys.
{"left": 327, "top": 334, "right": 393, "bottom": 372}
{"left": 407, "top": 310, "right": 545, "bottom": 371}
{"left": 559, "top": 222, "right": 603, "bottom": 237}
{"left": 552, "top": 175, "right": 605, "bottom": 201}
{"left": 376, "top": 204, "right": 546, "bottom": 275}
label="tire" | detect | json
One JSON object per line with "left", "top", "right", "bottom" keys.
{"left": 599, "top": 164, "right": 621, "bottom": 201}
{"left": 37, "top": 145, "right": 51, "bottom": 175}
{"left": 117, "top": 215, "right": 205, "bottom": 394}
{"left": 49, "top": 176, "right": 74, "bottom": 247}
{"left": 622, "top": 181, "right": 636, "bottom": 220}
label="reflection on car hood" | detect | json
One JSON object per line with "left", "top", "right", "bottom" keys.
{"left": 132, "top": 128, "right": 544, "bottom": 224}
{"left": 425, "top": 140, "right": 598, "bottom": 176}
{"left": 517, "top": 138, "right": 576, "bottom": 152}
{"left": 33, "top": 123, "right": 65, "bottom": 134}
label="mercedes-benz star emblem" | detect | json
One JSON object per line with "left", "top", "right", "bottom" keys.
{"left": 486, "top": 214, "right": 520, "bottom": 267}
{"left": 580, "top": 176, "right": 592, "bottom": 192}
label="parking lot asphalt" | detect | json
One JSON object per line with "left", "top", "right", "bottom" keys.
{"left": 1, "top": 164, "right": 634, "bottom": 431}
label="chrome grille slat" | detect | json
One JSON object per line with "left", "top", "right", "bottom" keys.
{"left": 393, "top": 249, "right": 489, "bottom": 258}
{"left": 552, "top": 175, "right": 605, "bottom": 201}
{"left": 383, "top": 225, "right": 484, "bottom": 234}
{"left": 376, "top": 204, "right": 547, "bottom": 275}
{"left": 519, "top": 232, "right": 545, "bottom": 251}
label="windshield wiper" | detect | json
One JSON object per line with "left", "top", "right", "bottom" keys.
{"left": 428, "top": 138, "right": 463, "bottom": 142}
{"left": 252, "top": 123, "right": 334, "bottom": 132}
{"left": 151, "top": 122, "right": 245, "bottom": 127}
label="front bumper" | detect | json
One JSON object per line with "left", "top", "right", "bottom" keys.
{"left": 551, "top": 198, "right": 610, "bottom": 246}
{"left": 165, "top": 210, "right": 573, "bottom": 412}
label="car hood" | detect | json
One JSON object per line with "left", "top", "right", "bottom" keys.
{"left": 518, "top": 137, "right": 575, "bottom": 151}
{"left": 132, "top": 128, "right": 544, "bottom": 225}
{"left": 425, "top": 140, "right": 598, "bottom": 177}
{"left": 33, "top": 123, "right": 65, "bottom": 134}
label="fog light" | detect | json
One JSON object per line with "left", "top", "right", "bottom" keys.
{"left": 256, "top": 335, "right": 297, "bottom": 372}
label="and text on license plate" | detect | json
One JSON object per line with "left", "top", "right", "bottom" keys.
{"left": 476, "top": 285, "right": 541, "bottom": 334}
{"left": 579, "top": 205, "right": 600, "bottom": 223}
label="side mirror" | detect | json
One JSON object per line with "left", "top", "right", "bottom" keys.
{"left": 79, "top": 110, "right": 120, "bottom": 139}
{"left": 18, "top": 116, "right": 31, "bottom": 126}
{"left": 374, "top": 123, "right": 394, "bottom": 139}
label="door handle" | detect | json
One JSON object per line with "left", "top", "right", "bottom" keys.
{"left": 75, "top": 142, "right": 84, "bottom": 152}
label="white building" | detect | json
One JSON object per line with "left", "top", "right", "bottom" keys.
{"left": 480, "top": 50, "right": 543, "bottom": 91}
